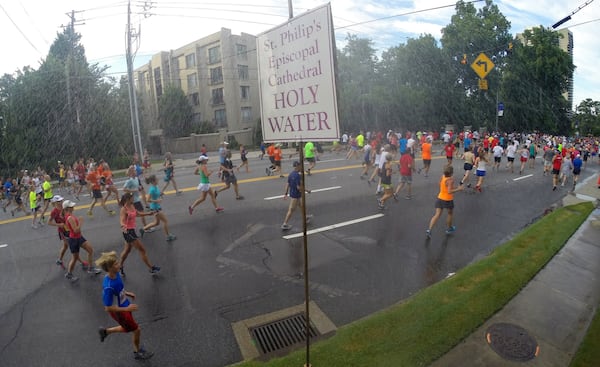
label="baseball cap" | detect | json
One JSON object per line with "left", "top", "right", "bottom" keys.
{"left": 62, "top": 200, "right": 76, "bottom": 209}
{"left": 223, "top": 141, "right": 229, "bottom": 145}
{"left": 197, "top": 155, "right": 209, "bottom": 162}
{"left": 51, "top": 195, "right": 64, "bottom": 203}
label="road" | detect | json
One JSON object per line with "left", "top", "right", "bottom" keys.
{"left": 1, "top": 151, "right": 596, "bottom": 367}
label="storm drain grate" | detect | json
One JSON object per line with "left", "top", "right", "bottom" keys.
{"left": 250, "top": 313, "right": 319, "bottom": 355}
{"left": 486, "top": 323, "right": 539, "bottom": 362}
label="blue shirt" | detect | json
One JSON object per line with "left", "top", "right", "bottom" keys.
{"left": 148, "top": 185, "right": 161, "bottom": 211}
{"left": 399, "top": 138, "right": 408, "bottom": 154}
{"left": 464, "top": 137, "right": 472, "bottom": 149}
{"left": 287, "top": 170, "right": 301, "bottom": 199}
{"left": 123, "top": 177, "right": 141, "bottom": 203}
{"left": 573, "top": 157, "right": 583, "bottom": 169}
{"left": 102, "top": 273, "right": 130, "bottom": 308}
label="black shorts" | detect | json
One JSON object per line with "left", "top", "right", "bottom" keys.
{"left": 68, "top": 236, "right": 87, "bottom": 253}
{"left": 552, "top": 168, "right": 560, "bottom": 175}
{"left": 79, "top": 179, "right": 87, "bottom": 186}
{"left": 92, "top": 189, "right": 103, "bottom": 199}
{"left": 275, "top": 160, "right": 281, "bottom": 167}
{"left": 306, "top": 157, "right": 315, "bottom": 163}
{"left": 435, "top": 198, "right": 454, "bottom": 210}
{"left": 225, "top": 175, "right": 237, "bottom": 185}
{"left": 573, "top": 168, "right": 581, "bottom": 175}
{"left": 269, "top": 156, "right": 275, "bottom": 164}
{"left": 494, "top": 157, "right": 501, "bottom": 163}
{"left": 464, "top": 163, "right": 473, "bottom": 171}
{"left": 507, "top": 157, "right": 515, "bottom": 162}
{"left": 123, "top": 229, "right": 139, "bottom": 243}
{"left": 423, "top": 159, "right": 431, "bottom": 167}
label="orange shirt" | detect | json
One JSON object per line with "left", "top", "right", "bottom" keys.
{"left": 421, "top": 142, "right": 432, "bottom": 160}
{"left": 274, "top": 148, "right": 282, "bottom": 161}
{"left": 86, "top": 171, "right": 100, "bottom": 190}
{"left": 267, "top": 145, "right": 275, "bottom": 157}
{"left": 437, "top": 175, "right": 453, "bottom": 201}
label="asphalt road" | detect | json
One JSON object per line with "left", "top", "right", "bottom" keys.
{"left": 1, "top": 151, "right": 596, "bottom": 367}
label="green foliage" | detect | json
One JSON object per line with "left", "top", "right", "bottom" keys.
{"left": 575, "top": 99, "right": 600, "bottom": 136}
{"left": 158, "top": 85, "right": 194, "bottom": 138}
{"left": 192, "top": 120, "right": 217, "bottom": 134}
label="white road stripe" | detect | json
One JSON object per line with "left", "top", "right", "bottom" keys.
{"left": 513, "top": 174, "right": 533, "bottom": 181}
{"left": 282, "top": 213, "right": 385, "bottom": 239}
{"left": 264, "top": 186, "right": 342, "bottom": 200}
{"left": 0, "top": 244, "right": 8, "bottom": 248}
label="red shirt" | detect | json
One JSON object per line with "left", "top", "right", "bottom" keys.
{"left": 86, "top": 171, "right": 100, "bottom": 190}
{"left": 552, "top": 154, "right": 563, "bottom": 171}
{"left": 444, "top": 144, "right": 455, "bottom": 157}
{"left": 399, "top": 154, "right": 413, "bottom": 176}
{"left": 50, "top": 207, "right": 66, "bottom": 235}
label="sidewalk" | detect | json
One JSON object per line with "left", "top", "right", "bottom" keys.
{"left": 431, "top": 172, "right": 600, "bottom": 367}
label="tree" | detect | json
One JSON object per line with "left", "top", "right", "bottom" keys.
{"left": 336, "top": 34, "right": 379, "bottom": 133}
{"left": 575, "top": 99, "right": 600, "bottom": 136}
{"left": 500, "top": 27, "right": 574, "bottom": 134}
{"left": 441, "top": 0, "right": 512, "bottom": 130}
{"left": 157, "top": 86, "right": 194, "bottom": 138}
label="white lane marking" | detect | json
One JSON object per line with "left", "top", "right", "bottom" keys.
{"left": 264, "top": 186, "right": 342, "bottom": 200}
{"left": 0, "top": 244, "right": 8, "bottom": 248}
{"left": 283, "top": 213, "right": 385, "bottom": 240}
{"left": 513, "top": 174, "right": 533, "bottom": 181}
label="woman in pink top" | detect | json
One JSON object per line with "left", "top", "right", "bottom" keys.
{"left": 119, "top": 192, "right": 160, "bottom": 277}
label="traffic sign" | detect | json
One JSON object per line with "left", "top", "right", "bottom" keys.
{"left": 478, "top": 78, "right": 488, "bottom": 90}
{"left": 471, "top": 53, "right": 494, "bottom": 79}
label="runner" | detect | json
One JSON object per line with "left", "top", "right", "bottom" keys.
{"left": 572, "top": 154, "right": 583, "bottom": 190}
{"left": 86, "top": 164, "right": 116, "bottom": 217}
{"left": 161, "top": 152, "right": 182, "bottom": 195}
{"left": 29, "top": 184, "right": 42, "bottom": 228}
{"left": 377, "top": 153, "right": 394, "bottom": 210}
{"left": 425, "top": 165, "right": 464, "bottom": 238}
{"left": 394, "top": 151, "right": 413, "bottom": 200}
{"left": 63, "top": 200, "right": 102, "bottom": 282}
{"left": 459, "top": 146, "right": 475, "bottom": 187}
{"left": 418, "top": 137, "right": 432, "bottom": 177}
{"left": 281, "top": 161, "right": 312, "bottom": 230}
{"left": 518, "top": 144, "right": 529, "bottom": 175}
{"left": 118, "top": 192, "right": 161, "bottom": 277}
{"left": 304, "top": 141, "right": 316, "bottom": 176}
{"left": 552, "top": 150, "right": 563, "bottom": 191}
{"left": 142, "top": 175, "right": 176, "bottom": 241}
{"left": 216, "top": 151, "right": 244, "bottom": 200}
{"left": 188, "top": 155, "right": 224, "bottom": 215}
{"left": 40, "top": 175, "right": 54, "bottom": 223}
{"left": 474, "top": 147, "right": 488, "bottom": 192}
{"left": 101, "top": 162, "right": 120, "bottom": 207}
{"left": 96, "top": 251, "right": 154, "bottom": 360}
{"left": 48, "top": 195, "right": 87, "bottom": 270}
{"left": 505, "top": 141, "right": 517, "bottom": 173}
{"left": 123, "top": 166, "right": 151, "bottom": 231}
{"left": 237, "top": 144, "right": 250, "bottom": 173}
{"left": 491, "top": 143, "right": 504, "bottom": 171}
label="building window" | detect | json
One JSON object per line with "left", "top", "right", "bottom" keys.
{"left": 212, "top": 88, "right": 224, "bottom": 105}
{"left": 238, "top": 65, "right": 249, "bottom": 80}
{"left": 187, "top": 73, "right": 198, "bottom": 89}
{"left": 208, "top": 46, "right": 221, "bottom": 64}
{"left": 241, "top": 107, "right": 252, "bottom": 122}
{"left": 189, "top": 92, "right": 200, "bottom": 106}
{"left": 236, "top": 44, "right": 248, "bottom": 60}
{"left": 215, "top": 109, "right": 227, "bottom": 127}
{"left": 154, "top": 67, "right": 162, "bottom": 97}
{"left": 240, "top": 86, "right": 250, "bottom": 100}
{"left": 210, "top": 67, "right": 223, "bottom": 85}
{"left": 186, "top": 53, "right": 196, "bottom": 69}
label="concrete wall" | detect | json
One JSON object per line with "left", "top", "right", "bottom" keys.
{"left": 163, "top": 128, "right": 254, "bottom": 154}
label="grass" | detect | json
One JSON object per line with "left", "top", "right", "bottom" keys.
{"left": 569, "top": 305, "right": 600, "bottom": 367}
{"left": 233, "top": 201, "right": 595, "bottom": 367}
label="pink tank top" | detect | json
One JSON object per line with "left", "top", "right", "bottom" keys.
{"left": 125, "top": 206, "right": 137, "bottom": 229}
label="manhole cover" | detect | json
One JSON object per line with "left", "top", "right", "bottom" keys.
{"left": 250, "top": 313, "right": 318, "bottom": 356}
{"left": 486, "top": 323, "right": 539, "bottom": 362}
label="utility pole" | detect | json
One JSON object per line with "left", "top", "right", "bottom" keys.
{"left": 126, "top": 0, "right": 144, "bottom": 156}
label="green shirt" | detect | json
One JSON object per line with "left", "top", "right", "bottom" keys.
{"left": 304, "top": 142, "right": 315, "bottom": 158}
{"left": 42, "top": 181, "right": 53, "bottom": 199}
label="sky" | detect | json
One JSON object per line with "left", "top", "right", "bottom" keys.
{"left": 1, "top": 0, "right": 598, "bottom": 107}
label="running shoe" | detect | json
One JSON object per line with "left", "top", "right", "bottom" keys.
{"left": 108, "top": 210, "right": 116, "bottom": 216}
{"left": 305, "top": 214, "right": 313, "bottom": 224}
{"left": 133, "top": 348, "right": 154, "bottom": 360}
{"left": 65, "top": 272, "right": 79, "bottom": 282}
{"left": 176, "top": 191, "right": 183, "bottom": 196}
{"left": 145, "top": 227, "right": 155, "bottom": 233}
{"left": 236, "top": 196, "right": 245, "bottom": 200}
{"left": 188, "top": 206, "right": 193, "bottom": 215}
{"left": 55, "top": 259, "right": 64, "bottom": 267}
{"left": 98, "top": 327, "right": 108, "bottom": 342}
{"left": 426, "top": 229, "right": 432, "bottom": 238}
{"left": 393, "top": 193, "right": 399, "bottom": 202}
{"left": 150, "top": 265, "right": 161, "bottom": 274}
{"left": 265, "top": 167, "right": 271, "bottom": 176}
{"left": 166, "top": 234, "right": 177, "bottom": 241}
{"left": 215, "top": 207, "right": 225, "bottom": 213}
{"left": 87, "top": 266, "right": 102, "bottom": 274}
{"left": 405, "top": 195, "right": 412, "bottom": 200}
{"left": 445, "top": 226, "right": 456, "bottom": 234}
{"left": 281, "top": 223, "right": 292, "bottom": 230}
{"left": 87, "top": 210, "right": 93, "bottom": 217}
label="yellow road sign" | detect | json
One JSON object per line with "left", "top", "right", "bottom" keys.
{"left": 478, "top": 78, "right": 488, "bottom": 90}
{"left": 471, "top": 53, "right": 494, "bottom": 79}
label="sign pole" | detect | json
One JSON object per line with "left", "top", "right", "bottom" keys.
{"left": 298, "top": 140, "right": 311, "bottom": 367}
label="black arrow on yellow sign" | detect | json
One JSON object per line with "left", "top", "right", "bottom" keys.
{"left": 476, "top": 59, "right": 488, "bottom": 72}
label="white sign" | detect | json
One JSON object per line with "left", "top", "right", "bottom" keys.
{"left": 257, "top": 3, "right": 339, "bottom": 142}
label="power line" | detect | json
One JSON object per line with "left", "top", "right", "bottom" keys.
{"left": 0, "top": 3, "right": 43, "bottom": 56}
